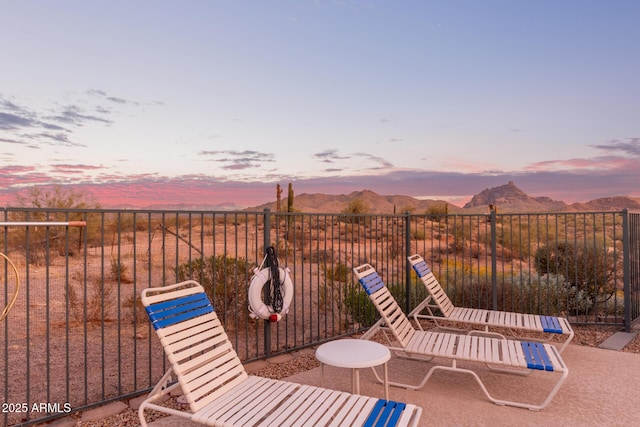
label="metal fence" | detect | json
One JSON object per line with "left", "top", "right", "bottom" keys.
{"left": 0, "top": 207, "right": 637, "bottom": 426}
{"left": 624, "top": 210, "right": 640, "bottom": 331}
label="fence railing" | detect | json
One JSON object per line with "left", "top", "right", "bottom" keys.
{"left": 0, "top": 207, "right": 636, "bottom": 426}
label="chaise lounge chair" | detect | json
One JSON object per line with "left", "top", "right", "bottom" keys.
{"left": 139, "top": 280, "right": 422, "bottom": 427}
{"left": 407, "top": 254, "right": 574, "bottom": 353}
{"left": 353, "top": 264, "right": 569, "bottom": 411}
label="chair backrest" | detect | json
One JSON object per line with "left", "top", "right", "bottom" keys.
{"left": 353, "top": 264, "right": 416, "bottom": 348}
{"left": 141, "top": 280, "right": 248, "bottom": 413}
{"left": 408, "top": 254, "right": 455, "bottom": 317}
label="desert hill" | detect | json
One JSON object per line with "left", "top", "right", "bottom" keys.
{"left": 570, "top": 196, "right": 640, "bottom": 211}
{"left": 250, "top": 189, "right": 455, "bottom": 215}
{"left": 248, "top": 182, "right": 639, "bottom": 214}
{"left": 463, "top": 181, "right": 568, "bottom": 213}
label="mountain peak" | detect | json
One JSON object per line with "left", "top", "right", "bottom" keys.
{"left": 463, "top": 181, "right": 566, "bottom": 212}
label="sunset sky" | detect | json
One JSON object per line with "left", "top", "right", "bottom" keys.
{"left": 1, "top": 0, "right": 639, "bottom": 208}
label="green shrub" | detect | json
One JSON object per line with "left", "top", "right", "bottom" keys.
{"left": 426, "top": 204, "right": 448, "bottom": 222}
{"left": 176, "top": 254, "right": 254, "bottom": 328}
{"left": 341, "top": 278, "right": 421, "bottom": 329}
{"left": 324, "top": 263, "right": 351, "bottom": 283}
{"left": 534, "top": 240, "right": 620, "bottom": 313}
{"left": 342, "top": 282, "right": 377, "bottom": 328}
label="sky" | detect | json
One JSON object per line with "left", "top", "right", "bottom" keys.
{"left": 1, "top": 0, "right": 639, "bottom": 209}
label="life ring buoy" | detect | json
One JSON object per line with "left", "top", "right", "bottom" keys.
{"left": 248, "top": 266, "right": 293, "bottom": 322}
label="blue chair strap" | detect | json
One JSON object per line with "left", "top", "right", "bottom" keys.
{"left": 364, "top": 400, "right": 407, "bottom": 427}
{"left": 358, "top": 272, "right": 385, "bottom": 295}
{"left": 521, "top": 341, "right": 554, "bottom": 371}
{"left": 145, "top": 292, "right": 213, "bottom": 330}
{"left": 412, "top": 261, "right": 431, "bottom": 278}
{"left": 541, "top": 315, "right": 563, "bottom": 334}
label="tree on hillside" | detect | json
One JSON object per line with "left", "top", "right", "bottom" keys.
{"left": 342, "top": 198, "right": 369, "bottom": 215}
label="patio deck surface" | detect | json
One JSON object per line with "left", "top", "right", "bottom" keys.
{"left": 149, "top": 343, "right": 640, "bottom": 427}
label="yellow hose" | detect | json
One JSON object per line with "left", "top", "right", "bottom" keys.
{"left": 0, "top": 252, "right": 20, "bottom": 321}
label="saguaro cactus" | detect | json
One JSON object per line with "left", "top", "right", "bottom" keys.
{"left": 287, "top": 183, "right": 294, "bottom": 213}
{"left": 276, "top": 184, "right": 282, "bottom": 212}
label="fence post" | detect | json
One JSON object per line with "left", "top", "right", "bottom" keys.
{"left": 490, "top": 209, "right": 498, "bottom": 310}
{"left": 623, "top": 209, "right": 631, "bottom": 332}
{"left": 405, "top": 211, "right": 412, "bottom": 313}
{"left": 263, "top": 208, "right": 272, "bottom": 357}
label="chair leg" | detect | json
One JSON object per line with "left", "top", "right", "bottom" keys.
{"left": 138, "top": 368, "right": 185, "bottom": 427}
{"left": 371, "top": 359, "right": 568, "bottom": 411}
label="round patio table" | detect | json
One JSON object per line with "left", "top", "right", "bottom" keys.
{"left": 315, "top": 339, "right": 391, "bottom": 400}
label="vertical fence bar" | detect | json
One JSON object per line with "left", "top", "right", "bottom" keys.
{"left": 405, "top": 212, "right": 411, "bottom": 313}
{"left": 262, "top": 209, "right": 271, "bottom": 357}
{"left": 623, "top": 209, "right": 631, "bottom": 332}
{"left": 490, "top": 209, "right": 498, "bottom": 310}
{"left": 2, "top": 214, "right": 7, "bottom": 427}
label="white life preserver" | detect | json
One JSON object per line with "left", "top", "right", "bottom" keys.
{"left": 248, "top": 266, "right": 294, "bottom": 322}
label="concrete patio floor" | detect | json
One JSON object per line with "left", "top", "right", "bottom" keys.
{"left": 149, "top": 343, "right": 640, "bottom": 427}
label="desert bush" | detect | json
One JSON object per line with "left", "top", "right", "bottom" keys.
{"left": 11, "top": 185, "right": 101, "bottom": 263}
{"left": 342, "top": 198, "right": 369, "bottom": 215}
{"left": 124, "top": 294, "right": 148, "bottom": 324}
{"left": 426, "top": 204, "right": 448, "bottom": 222}
{"left": 67, "top": 279, "right": 115, "bottom": 323}
{"left": 317, "top": 262, "right": 348, "bottom": 319}
{"left": 176, "top": 254, "right": 254, "bottom": 328}
{"left": 324, "top": 262, "right": 351, "bottom": 283}
{"left": 341, "top": 276, "right": 420, "bottom": 329}
{"left": 410, "top": 227, "right": 426, "bottom": 240}
{"left": 342, "top": 282, "right": 378, "bottom": 328}
{"left": 340, "top": 198, "right": 370, "bottom": 226}
{"left": 109, "top": 256, "right": 132, "bottom": 283}
{"left": 436, "top": 258, "right": 599, "bottom": 316}
{"left": 534, "top": 239, "right": 619, "bottom": 313}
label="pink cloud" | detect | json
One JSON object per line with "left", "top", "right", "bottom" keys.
{"left": 526, "top": 156, "right": 637, "bottom": 171}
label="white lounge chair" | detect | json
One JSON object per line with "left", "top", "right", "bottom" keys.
{"left": 139, "top": 280, "right": 422, "bottom": 427}
{"left": 353, "top": 264, "right": 569, "bottom": 411}
{"left": 407, "top": 254, "right": 574, "bottom": 353}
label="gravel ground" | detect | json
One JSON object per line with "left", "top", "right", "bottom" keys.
{"left": 36, "top": 325, "right": 640, "bottom": 427}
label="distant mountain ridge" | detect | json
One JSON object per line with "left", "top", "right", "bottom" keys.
{"left": 248, "top": 182, "right": 640, "bottom": 214}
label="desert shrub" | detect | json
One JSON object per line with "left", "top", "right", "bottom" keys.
{"left": 109, "top": 256, "right": 132, "bottom": 283}
{"left": 176, "top": 254, "right": 254, "bottom": 328}
{"left": 534, "top": 240, "right": 619, "bottom": 313}
{"left": 341, "top": 276, "right": 420, "bottom": 329}
{"left": 342, "top": 282, "right": 378, "bottom": 328}
{"left": 67, "top": 279, "right": 115, "bottom": 323}
{"left": 436, "top": 258, "right": 600, "bottom": 316}
{"left": 317, "top": 262, "right": 349, "bottom": 320}
{"left": 340, "top": 198, "right": 370, "bottom": 226}
{"left": 439, "top": 261, "right": 494, "bottom": 310}
{"left": 324, "top": 262, "right": 351, "bottom": 283}
{"left": 11, "top": 185, "right": 101, "bottom": 263}
{"left": 508, "top": 271, "right": 592, "bottom": 316}
{"left": 494, "top": 221, "right": 533, "bottom": 260}
{"left": 124, "top": 294, "right": 148, "bottom": 324}
{"left": 411, "top": 227, "right": 426, "bottom": 240}
{"left": 426, "top": 204, "right": 448, "bottom": 222}
{"left": 342, "top": 198, "right": 369, "bottom": 215}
